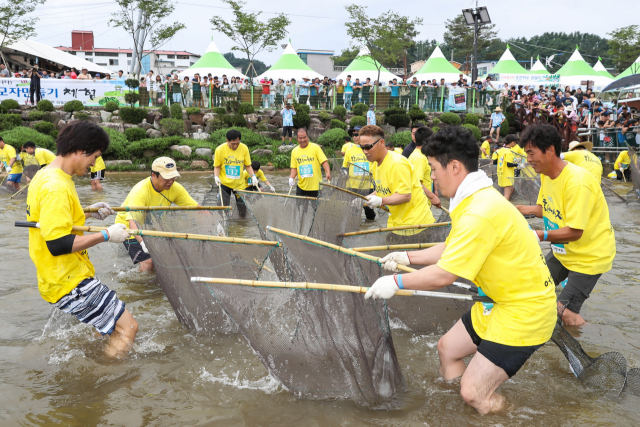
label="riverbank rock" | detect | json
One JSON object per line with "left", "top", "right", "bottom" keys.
{"left": 100, "top": 111, "right": 112, "bottom": 122}
{"left": 278, "top": 145, "right": 295, "bottom": 153}
{"left": 192, "top": 131, "right": 209, "bottom": 140}
{"left": 170, "top": 145, "right": 192, "bottom": 157}
{"left": 190, "top": 160, "right": 209, "bottom": 169}
{"left": 146, "top": 129, "right": 162, "bottom": 139}
{"left": 381, "top": 124, "right": 395, "bottom": 136}
{"left": 195, "top": 147, "right": 212, "bottom": 157}
{"left": 99, "top": 123, "right": 124, "bottom": 133}
{"left": 189, "top": 113, "right": 204, "bottom": 125}
{"left": 143, "top": 150, "right": 158, "bottom": 157}
{"left": 308, "top": 127, "right": 325, "bottom": 141}
{"left": 251, "top": 148, "right": 273, "bottom": 156}
{"left": 105, "top": 160, "right": 132, "bottom": 166}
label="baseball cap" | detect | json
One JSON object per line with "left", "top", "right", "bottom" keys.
{"left": 353, "top": 125, "right": 362, "bottom": 131}
{"left": 152, "top": 157, "right": 180, "bottom": 179}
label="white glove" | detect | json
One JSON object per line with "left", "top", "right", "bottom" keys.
{"left": 380, "top": 252, "right": 411, "bottom": 272}
{"left": 533, "top": 229, "right": 541, "bottom": 242}
{"left": 251, "top": 175, "right": 259, "bottom": 187}
{"left": 268, "top": 185, "right": 275, "bottom": 192}
{"left": 214, "top": 176, "right": 222, "bottom": 186}
{"left": 89, "top": 202, "right": 116, "bottom": 220}
{"left": 140, "top": 240, "right": 149, "bottom": 254}
{"left": 364, "top": 275, "right": 399, "bottom": 300}
{"left": 5, "top": 166, "right": 11, "bottom": 174}
{"left": 105, "top": 223, "right": 129, "bottom": 243}
{"left": 289, "top": 177, "right": 295, "bottom": 187}
{"left": 364, "top": 194, "right": 383, "bottom": 208}
{"left": 517, "top": 162, "right": 526, "bottom": 169}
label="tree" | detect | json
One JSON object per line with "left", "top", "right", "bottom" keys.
{"left": 210, "top": 0, "right": 290, "bottom": 82}
{"left": 607, "top": 25, "right": 640, "bottom": 73}
{"left": 223, "top": 52, "right": 268, "bottom": 76}
{"left": 443, "top": 14, "right": 499, "bottom": 70}
{"left": 0, "top": 0, "right": 46, "bottom": 71}
{"left": 344, "top": 5, "right": 422, "bottom": 81}
{"left": 110, "top": 0, "right": 185, "bottom": 78}
{"left": 331, "top": 46, "right": 360, "bottom": 67}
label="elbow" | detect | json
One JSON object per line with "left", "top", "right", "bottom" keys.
{"left": 568, "top": 229, "right": 584, "bottom": 242}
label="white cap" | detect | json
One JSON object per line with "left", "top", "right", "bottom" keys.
{"left": 152, "top": 157, "right": 180, "bottom": 179}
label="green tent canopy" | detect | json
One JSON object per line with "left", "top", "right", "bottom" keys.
{"left": 335, "top": 46, "right": 399, "bottom": 83}
{"left": 489, "top": 46, "right": 529, "bottom": 75}
{"left": 179, "top": 40, "right": 246, "bottom": 79}
{"left": 593, "top": 58, "right": 614, "bottom": 79}
{"left": 412, "top": 45, "right": 466, "bottom": 83}
{"left": 257, "top": 43, "right": 322, "bottom": 82}
{"left": 530, "top": 56, "right": 549, "bottom": 74}
{"left": 615, "top": 54, "right": 640, "bottom": 80}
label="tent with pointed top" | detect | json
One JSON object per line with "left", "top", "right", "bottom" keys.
{"left": 179, "top": 40, "right": 247, "bottom": 79}
{"left": 530, "top": 56, "right": 549, "bottom": 74}
{"left": 593, "top": 58, "right": 614, "bottom": 79}
{"left": 490, "top": 46, "right": 530, "bottom": 75}
{"left": 615, "top": 54, "right": 640, "bottom": 80}
{"left": 484, "top": 46, "right": 536, "bottom": 86}
{"left": 335, "top": 46, "right": 399, "bottom": 83}
{"left": 411, "top": 45, "right": 466, "bottom": 83}
{"left": 256, "top": 43, "right": 322, "bottom": 82}
{"left": 557, "top": 48, "right": 612, "bottom": 90}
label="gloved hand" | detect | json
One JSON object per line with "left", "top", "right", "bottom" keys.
{"left": 364, "top": 275, "right": 399, "bottom": 300}
{"left": 517, "top": 162, "right": 527, "bottom": 169}
{"left": 5, "top": 166, "right": 11, "bottom": 174}
{"left": 140, "top": 240, "right": 149, "bottom": 254}
{"left": 214, "top": 176, "right": 222, "bottom": 186}
{"left": 251, "top": 175, "right": 259, "bottom": 187}
{"left": 89, "top": 202, "right": 116, "bottom": 220}
{"left": 289, "top": 177, "right": 295, "bottom": 187}
{"left": 364, "top": 194, "right": 383, "bottom": 208}
{"left": 268, "top": 185, "right": 275, "bottom": 193}
{"left": 105, "top": 223, "right": 129, "bottom": 243}
{"left": 380, "top": 252, "right": 411, "bottom": 272}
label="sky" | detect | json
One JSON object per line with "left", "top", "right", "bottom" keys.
{"left": 31, "top": 0, "right": 638, "bottom": 66}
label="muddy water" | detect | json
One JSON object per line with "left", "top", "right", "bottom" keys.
{"left": 1, "top": 172, "right": 639, "bottom": 426}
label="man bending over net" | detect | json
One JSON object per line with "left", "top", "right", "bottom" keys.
{"left": 365, "top": 125, "right": 556, "bottom": 414}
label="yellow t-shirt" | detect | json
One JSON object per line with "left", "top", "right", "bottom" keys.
{"left": 242, "top": 169, "right": 266, "bottom": 188}
{"left": 393, "top": 147, "right": 403, "bottom": 154}
{"left": 614, "top": 151, "right": 630, "bottom": 171}
{"left": 512, "top": 144, "right": 526, "bottom": 163}
{"left": 0, "top": 144, "right": 24, "bottom": 174}
{"left": 290, "top": 143, "right": 327, "bottom": 191}
{"left": 496, "top": 146, "right": 515, "bottom": 187}
{"left": 437, "top": 186, "right": 556, "bottom": 346}
{"left": 341, "top": 142, "right": 354, "bottom": 155}
{"left": 491, "top": 150, "right": 498, "bottom": 161}
{"left": 480, "top": 140, "right": 491, "bottom": 159}
{"left": 563, "top": 150, "right": 602, "bottom": 184}
{"left": 26, "top": 168, "right": 95, "bottom": 303}
{"left": 342, "top": 144, "right": 373, "bottom": 190}
{"left": 370, "top": 150, "right": 435, "bottom": 231}
{"left": 90, "top": 156, "right": 106, "bottom": 173}
{"left": 115, "top": 177, "right": 198, "bottom": 232}
{"left": 408, "top": 148, "right": 433, "bottom": 195}
{"left": 537, "top": 162, "right": 615, "bottom": 275}
{"left": 213, "top": 143, "right": 252, "bottom": 190}
{"left": 21, "top": 152, "right": 39, "bottom": 167}
{"left": 34, "top": 148, "right": 56, "bottom": 166}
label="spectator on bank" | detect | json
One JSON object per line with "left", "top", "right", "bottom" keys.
{"left": 299, "top": 76, "right": 311, "bottom": 106}
{"left": 343, "top": 75, "right": 353, "bottom": 111}
{"left": 70, "top": 68, "right": 77, "bottom": 79}
{"left": 336, "top": 79, "right": 344, "bottom": 107}
{"left": 0, "top": 63, "right": 9, "bottom": 78}
{"left": 77, "top": 68, "right": 92, "bottom": 80}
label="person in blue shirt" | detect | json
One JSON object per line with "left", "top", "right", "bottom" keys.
{"left": 281, "top": 101, "right": 296, "bottom": 146}
{"left": 390, "top": 78, "right": 399, "bottom": 106}
{"left": 366, "top": 104, "right": 376, "bottom": 125}
{"left": 344, "top": 75, "right": 353, "bottom": 111}
{"left": 489, "top": 107, "right": 506, "bottom": 141}
{"left": 299, "top": 77, "right": 311, "bottom": 106}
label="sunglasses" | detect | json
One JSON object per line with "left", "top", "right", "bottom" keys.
{"left": 352, "top": 132, "right": 359, "bottom": 136}
{"left": 360, "top": 137, "right": 382, "bottom": 151}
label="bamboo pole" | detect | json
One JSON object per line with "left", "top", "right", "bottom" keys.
{"left": 190, "top": 277, "right": 491, "bottom": 303}
{"left": 9, "top": 182, "right": 29, "bottom": 199}
{"left": 237, "top": 189, "right": 316, "bottom": 200}
{"left": 601, "top": 181, "right": 627, "bottom": 203}
{"left": 351, "top": 242, "right": 441, "bottom": 252}
{"left": 82, "top": 206, "right": 231, "bottom": 213}
{"left": 321, "top": 182, "right": 390, "bottom": 212}
{"left": 338, "top": 221, "right": 451, "bottom": 238}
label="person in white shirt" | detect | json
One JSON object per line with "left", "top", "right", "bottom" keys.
{"left": 366, "top": 104, "right": 376, "bottom": 125}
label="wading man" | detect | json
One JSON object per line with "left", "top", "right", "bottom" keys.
{"left": 289, "top": 128, "right": 331, "bottom": 197}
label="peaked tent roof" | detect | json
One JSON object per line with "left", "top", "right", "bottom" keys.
{"left": 593, "top": 58, "right": 614, "bottom": 79}
{"left": 557, "top": 48, "right": 612, "bottom": 89}
{"left": 615, "top": 54, "right": 640, "bottom": 80}
{"left": 489, "top": 46, "right": 529, "bottom": 75}
{"left": 530, "top": 56, "right": 549, "bottom": 74}
{"left": 335, "top": 46, "right": 400, "bottom": 82}
{"left": 179, "top": 40, "right": 247, "bottom": 79}
{"left": 257, "top": 43, "right": 322, "bottom": 81}
{"left": 412, "top": 45, "right": 466, "bottom": 82}
{"left": 10, "top": 38, "right": 111, "bottom": 74}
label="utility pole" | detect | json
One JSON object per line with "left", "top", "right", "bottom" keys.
{"left": 130, "top": 10, "right": 143, "bottom": 75}
{"left": 462, "top": 4, "right": 491, "bottom": 82}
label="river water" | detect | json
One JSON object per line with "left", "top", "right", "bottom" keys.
{"left": 1, "top": 172, "right": 639, "bottom": 426}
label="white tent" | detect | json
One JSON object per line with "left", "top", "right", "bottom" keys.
{"left": 411, "top": 45, "right": 465, "bottom": 83}
{"left": 557, "top": 48, "right": 612, "bottom": 90}
{"left": 530, "top": 56, "right": 549, "bottom": 74}
{"left": 335, "top": 47, "right": 399, "bottom": 83}
{"left": 257, "top": 43, "right": 322, "bottom": 82}
{"left": 4, "top": 38, "right": 111, "bottom": 74}
{"left": 178, "top": 40, "right": 247, "bottom": 80}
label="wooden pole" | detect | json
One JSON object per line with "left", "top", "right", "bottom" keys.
{"left": 601, "top": 181, "right": 627, "bottom": 203}
{"left": 338, "top": 221, "right": 451, "bottom": 237}
{"left": 82, "top": 206, "right": 231, "bottom": 213}
{"left": 9, "top": 182, "right": 29, "bottom": 199}
{"left": 321, "top": 182, "right": 390, "bottom": 212}
{"left": 351, "top": 242, "right": 441, "bottom": 252}
{"left": 237, "top": 189, "right": 316, "bottom": 200}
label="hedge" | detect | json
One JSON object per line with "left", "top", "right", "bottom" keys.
{"left": 464, "top": 114, "right": 480, "bottom": 126}
{"left": 28, "top": 111, "right": 45, "bottom": 121}
{"left": 119, "top": 107, "right": 146, "bottom": 124}
{"left": 210, "top": 127, "right": 272, "bottom": 148}
{"left": 186, "top": 107, "right": 201, "bottom": 116}
{"left": 293, "top": 111, "right": 311, "bottom": 129}
{"left": 387, "top": 114, "right": 410, "bottom": 129}
{"left": 125, "top": 127, "right": 147, "bottom": 142}
{"left": 238, "top": 103, "right": 255, "bottom": 114}
{"left": 388, "top": 131, "right": 412, "bottom": 148}
{"left": 101, "top": 127, "right": 128, "bottom": 159}
{"left": 351, "top": 103, "right": 368, "bottom": 116}
{"left": 0, "top": 114, "right": 22, "bottom": 131}
{"left": 1, "top": 99, "right": 19, "bottom": 110}
{"left": 462, "top": 124, "right": 481, "bottom": 141}
{"left": 407, "top": 105, "right": 426, "bottom": 122}
{"left": 317, "top": 128, "right": 349, "bottom": 151}
{"left": 440, "top": 112, "right": 461, "bottom": 125}
{"left": 34, "top": 121, "right": 55, "bottom": 135}
{"left": 349, "top": 116, "right": 366, "bottom": 127}
{"left": 160, "top": 118, "right": 185, "bottom": 136}
{"left": 0, "top": 127, "right": 56, "bottom": 150}
{"left": 63, "top": 100, "right": 84, "bottom": 113}
{"left": 383, "top": 106, "right": 405, "bottom": 118}
{"left": 330, "top": 119, "right": 347, "bottom": 130}
{"left": 105, "top": 101, "right": 119, "bottom": 112}
{"left": 170, "top": 103, "right": 183, "bottom": 119}
{"left": 333, "top": 105, "right": 347, "bottom": 120}
{"left": 37, "top": 100, "right": 55, "bottom": 112}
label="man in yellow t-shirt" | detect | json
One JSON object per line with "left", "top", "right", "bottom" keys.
{"left": 213, "top": 129, "right": 259, "bottom": 216}
{"left": 289, "top": 128, "right": 331, "bottom": 197}
{"left": 360, "top": 125, "right": 435, "bottom": 230}
{"left": 384, "top": 139, "right": 403, "bottom": 153}
{"left": 613, "top": 150, "right": 630, "bottom": 181}
{"left": 23, "top": 141, "right": 56, "bottom": 168}
{"left": 561, "top": 140, "right": 602, "bottom": 183}
{"left": 366, "top": 125, "right": 555, "bottom": 415}
{"left": 26, "top": 120, "right": 137, "bottom": 358}
{"left": 480, "top": 137, "right": 492, "bottom": 159}
{"left": 115, "top": 157, "right": 198, "bottom": 271}
{"left": 341, "top": 135, "right": 354, "bottom": 156}
{"left": 242, "top": 161, "right": 275, "bottom": 192}
{"left": 516, "top": 124, "right": 615, "bottom": 326}
{"left": 343, "top": 139, "right": 375, "bottom": 220}
{"left": 408, "top": 126, "right": 441, "bottom": 208}
{"left": 0, "top": 137, "right": 24, "bottom": 190}
{"left": 90, "top": 155, "right": 106, "bottom": 191}
{"left": 493, "top": 135, "right": 519, "bottom": 201}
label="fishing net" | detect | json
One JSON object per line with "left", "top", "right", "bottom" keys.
{"left": 201, "top": 175, "right": 276, "bottom": 223}
{"left": 628, "top": 145, "right": 640, "bottom": 201}
{"left": 0, "top": 164, "right": 39, "bottom": 197}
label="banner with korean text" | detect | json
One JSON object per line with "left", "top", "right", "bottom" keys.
{"left": 0, "top": 78, "right": 129, "bottom": 107}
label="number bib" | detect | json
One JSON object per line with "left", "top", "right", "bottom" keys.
{"left": 544, "top": 217, "right": 566, "bottom": 255}
{"left": 298, "top": 164, "right": 314, "bottom": 178}
{"left": 352, "top": 161, "right": 369, "bottom": 176}
{"left": 225, "top": 165, "right": 241, "bottom": 179}
{"left": 477, "top": 286, "right": 494, "bottom": 316}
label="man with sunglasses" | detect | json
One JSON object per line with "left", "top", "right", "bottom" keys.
{"left": 360, "top": 125, "right": 434, "bottom": 230}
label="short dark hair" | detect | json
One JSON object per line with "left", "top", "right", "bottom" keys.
{"left": 23, "top": 141, "right": 36, "bottom": 149}
{"left": 505, "top": 134, "right": 519, "bottom": 144}
{"left": 226, "top": 129, "right": 242, "bottom": 141}
{"left": 411, "top": 123, "right": 426, "bottom": 130}
{"left": 384, "top": 140, "right": 394, "bottom": 148}
{"left": 344, "top": 135, "right": 352, "bottom": 142}
{"left": 56, "top": 121, "right": 109, "bottom": 157}
{"left": 414, "top": 127, "right": 433, "bottom": 147}
{"left": 422, "top": 125, "right": 478, "bottom": 172}
{"left": 297, "top": 127, "right": 307, "bottom": 135}
{"left": 251, "top": 160, "right": 261, "bottom": 171}
{"left": 519, "top": 124, "right": 561, "bottom": 157}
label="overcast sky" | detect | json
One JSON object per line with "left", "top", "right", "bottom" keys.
{"left": 32, "top": 0, "right": 638, "bottom": 65}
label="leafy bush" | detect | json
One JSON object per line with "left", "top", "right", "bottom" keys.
{"left": 170, "top": 103, "right": 183, "bottom": 119}
{"left": 255, "top": 122, "right": 268, "bottom": 132}
{"left": 432, "top": 126, "right": 440, "bottom": 133}
{"left": 160, "top": 118, "right": 185, "bottom": 136}
{"left": 501, "top": 116, "right": 511, "bottom": 136}
{"left": 1, "top": 99, "right": 19, "bottom": 110}
{"left": 63, "top": 100, "right": 84, "bottom": 113}
{"left": 462, "top": 124, "right": 481, "bottom": 141}
{"left": 293, "top": 111, "right": 310, "bottom": 129}
{"left": 464, "top": 113, "right": 480, "bottom": 126}
{"left": 220, "top": 113, "right": 247, "bottom": 128}
{"left": 213, "top": 107, "right": 226, "bottom": 115}
{"left": 126, "top": 136, "right": 183, "bottom": 157}
{"left": 119, "top": 106, "right": 147, "bottom": 124}
{"left": 333, "top": 105, "right": 347, "bottom": 120}
{"left": 238, "top": 103, "right": 255, "bottom": 114}
{"left": 0, "top": 126, "right": 55, "bottom": 150}
{"left": 388, "top": 131, "right": 412, "bottom": 148}
{"left": 125, "top": 92, "right": 140, "bottom": 106}
{"left": 440, "top": 112, "right": 461, "bottom": 125}
{"left": 432, "top": 118, "right": 441, "bottom": 126}
{"left": 319, "top": 111, "right": 331, "bottom": 122}
{"left": 317, "top": 128, "right": 349, "bottom": 151}
{"left": 101, "top": 126, "right": 128, "bottom": 159}
{"left": 50, "top": 129, "right": 59, "bottom": 139}
{"left": 505, "top": 112, "right": 516, "bottom": 128}
{"left": 209, "top": 127, "right": 271, "bottom": 148}
{"left": 0, "top": 114, "right": 22, "bottom": 131}
{"left": 387, "top": 114, "right": 410, "bottom": 129}
{"left": 125, "top": 127, "right": 147, "bottom": 142}
{"left": 272, "top": 154, "right": 289, "bottom": 169}
{"left": 37, "top": 99, "right": 54, "bottom": 112}
{"left": 207, "top": 116, "right": 228, "bottom": 131}
{"left": 104, "top": 101, "right": 119, "bottom": 112}
{"left": 0, "top": 104, "right": 7, "bottom": 114}
{"left": 407, "top": 105, "right": 426, "bottom": 122}
{"left": 293, "top": 102, "right": 310, "bottom": 115}
{"left": 124, "top": 78, "right": 140, "bottom": 89}
{"left": 159, "top": 104, "right": 170, "bottom": 118}
{"left": 28, "top": 111, "right": 44, "bottom": 121}
{"left": 349, "top": 116, "right": 366, "bottom": 128}
{"left": 75, "top": 112, "right": 90, "bottom": 121}
{"left": 186, "top": 107, "right": 201, "bottom": 116}
{"left": 330, "top": 119, "right": 347, "bottom": 130}
{"left": 383, "top": 106, "right": 406, "bottom": 118}
{"left": 34, "top": 121, "right": 56, "bottom": 135}
{"left": 351, "top": 102, "right": 368, "bottom": 116}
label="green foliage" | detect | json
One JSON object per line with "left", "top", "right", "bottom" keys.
{"left": 213, "top": 107, "right": 227, "bottom": 115}
{"left": 255, "top": 122, "right": 268, "bottom": 132}
{"left": 407, "top": 105, "right": 426, "bottom": 122}
{"left": 333, "top": 105, "right": 347, "bottom": 120}
{"left": 186, "top": 107, "right": 201, "bottom": 116}
{"left": 238, "top": 102, "right": 255, "bottom": 114}
{"left": 209, "top": 127, "right": 272, "bottom": 148}
{"left": 160, "top": 118, "right": 185, "bottom": 136}
{"left": 444, "top": 14, "right": 498, "bottom": 68}
{"left": 462, "top": 124, "right": 481, "bottom": 141}
{"left": 330, "top": 119, "right": 347, "bottom": 130}
{"left": 125, "top": 92, "right": 140, "bottom": 106}
{"left": 0, "top": 114, "right": 21, "bottom": 131}
{"left": 159, "top": 104, "right": 171, "bottom": 118}
{"left": 387, "top": 114, "right": 410, "bottom": 129}
{"left": 1, "top": 99, "right": 19, "bottom": 110}
{"left": 349, "top": 116, "right": 366, "bottom": 127}
{"left": 388, "top": 131, "right": 412, "bottom": 147}
{"left": 125, "top": 127, "right": 147, "bottom": 142}
{"left": 49, "top": 129, "right": 59, "bottom": 139}
{"left": 504, "top": 112, "right": 516, "bottom": 128}
{"left": 0, "top": 104, "right": 7, "bottom": 114}
{"left": 383, "top": 106, "right": 406, "bottom": 118}
{"left": 101, "top": 127, "right": 128, "bottom": 159}
{"left": 351, "top": 102, "right": 368, "bottom": 116}
{"left": 440, "top": 112, "right": 461, "bottom": 125}
{"left": 119, "top": 106, "right": 147, "bottom": 124}
{"left": 501, "top": 116, "right": 511, "bottom": 136}
{"left": 220, "top": 113, "right": 247, "bottom": 128}
{"left": 124, "top": 78, "right": 139, "bottom": 89}
{"left": 0, "top": 127, "right": 55, "bottom": 151}
{"left": 63, "top": 100, "right": 84, "bottom": 113}
{"left": 432, "top": 126, "right": 440, "bottom": 133}
{"left": 293, "top": 102, "right": 310, "bottom": 115}
{"left": 292, "top": 111, "right": 310, "bottom": 129}
{"left": 432, "top": 118, "right": 441, "bottom": 126}
{"left": 223, "top": 52, "right": 269, "bottom": 76}
{"left": 170, "top": 102, "right": 183, "bottom": 119}
{"left": 36, "top": 99, "right": 55, "bottom": 112}
{"left": 464, "top": 113, "right": 480, "bottom": 126}
{"left": 28, "top": 110, "right": 44, "bottom": 121}
{"left": 33, "top": 121, "right": 55, "bottom": 135}
{"left": 319, "top": 111, "right": 331, "bottom": 122}
{"left": 272, "top": 154, "right": 289, "bottom": 169}
{"left": 105, "top": 101, "right": 119, "bottom": 112}
{"left": 317, "top": 128, "right": 349, "bottom": 151}
{"left": 207, "top": 116, "right": 228, "bottom": 131}
{"left": 126, "top": 136, "right": 183, "bottom": 157}
{"left": 607, "top": 25, "right": 640, "bottom": 73}
{"left": 75, "top": 112, "right": 90, "bottom": 121}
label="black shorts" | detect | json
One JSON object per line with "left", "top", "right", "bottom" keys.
{"left": 123, "top": 239, "right": 151, "bottom": 264}
{"left": 91, "top": 170, "right": 105, "bottom": 180}
{"left": 461, "top": 311, "right": 542, "bottom": 378}
{"left": 295, "top": 186, "right": 318, "bottom": 198}
{"left": 282, "top": 126, "right": 293, "bottom": 137}
{"left": 545, "top": 251, "right": 601, "bottom": 314}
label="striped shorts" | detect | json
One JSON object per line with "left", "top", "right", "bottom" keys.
{"left": 53, "top": 278, "right": 126, "bottom": 335}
